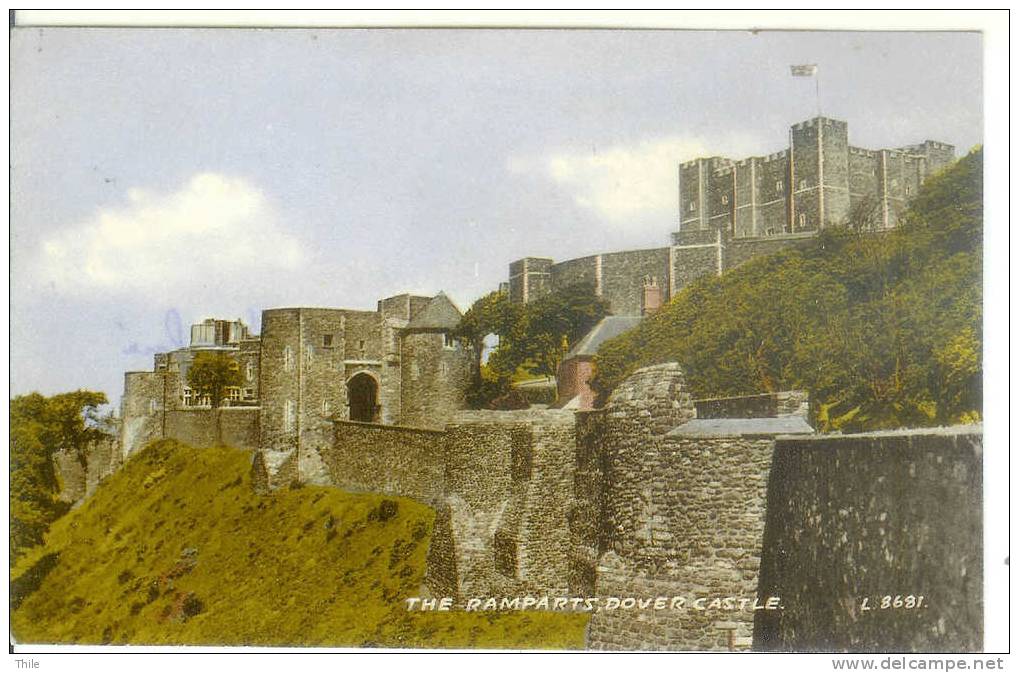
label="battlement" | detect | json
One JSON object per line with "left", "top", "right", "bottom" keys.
{"left": 791, "top": 115, "right": 847, "bottom": 131}
{"left": 849, "top": 146, "right": 878, "bottom": 157}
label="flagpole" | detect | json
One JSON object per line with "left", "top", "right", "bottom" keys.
{"left": 816, "top": 72, "right": 821, "bottom": 116}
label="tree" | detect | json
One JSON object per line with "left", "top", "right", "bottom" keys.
{"left": 453, "top": 289, "right": 521, "bottom": 405}
{"left": 187, "top": 351, "right": 243, "bottom": 408}
{"left": 10, "top": 390, "right": 109, "bottom": 563}
{"left": 514, "top": 283, "right": 610, "bottom": 379}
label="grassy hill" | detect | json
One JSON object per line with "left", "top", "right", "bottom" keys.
{"left": 11, "top": 440, "right": 588, "bottom": 648}
{"left": 593, "top": 148, "right": 982, "bottom": 433}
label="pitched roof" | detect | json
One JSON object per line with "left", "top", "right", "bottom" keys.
{"left": 405, "top": 292, "right": 462, "bottom": 331}
{"left": 566, "top": 315, "right": 643, "bottom": 358}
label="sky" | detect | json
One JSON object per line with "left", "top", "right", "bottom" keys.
{"left": 9, "top": 28, "right": 983, "bottom": 408}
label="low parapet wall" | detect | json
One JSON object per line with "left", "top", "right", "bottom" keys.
{"left": 694, "top": 391, "right": 809, "bottom": 420}
{"left": 754, "top": 425, "right": 983, "bottom": 653}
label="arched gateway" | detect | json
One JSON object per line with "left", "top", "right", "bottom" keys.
{"left": 347, "top": 372, "right": 379, "bottom": 423}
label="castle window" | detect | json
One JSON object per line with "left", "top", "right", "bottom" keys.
{"left": 776, "top": 180, "right": 784, "bottom": 191}
{"left": 283, "top": 345, "right": 294, "bottom": 372}
{"left": 905, "top": 185, "right": 912, "bottom": 196}
{"left": 149, "top": 399, "right": 158, "bottom": 414}
{"left": 323, "top": 334, "right": 333, "bottom": 347}
{"left": 688, "top": 201, "right": 696, "bottom": 212}
{"left": 244, "top": 388, "right": 255, "bottom": 400}
{"left": 358, "top": 339, "right": 366, "bottom": 351}
{"left": 245, "top": 361, "right": 254, "bottom": 382}
{"left": 284, "top": 400, "right": 296, "bottom": 432}
{"left": 443, "top": 333, "right": 456, "bottom": 350}
{"left": 227, "top": 387, "right": 241, "bottom": 404}
{"left": 183, "top": 387, "right": 193, "bottom": 406}
{"left": 799, "top": 213, "right": 807, "bottom": 228}
{"left": 322, "top": 400, "right": 331, "bottom": 416}
{"left": 721, "top": 195, "right": 729, "bottom": 205}
{"left": 306, "top": 345, "right": 315, "bottom": 365}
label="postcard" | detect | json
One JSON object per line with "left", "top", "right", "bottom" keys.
{"left": 7, "top": 10, "right": 1009, "bottom": 667}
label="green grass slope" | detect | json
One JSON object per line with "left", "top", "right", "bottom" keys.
{"left": 593, "top": 148, "right": 982, "bottom": 433}
{"left": 11, "top": 440, "right": 588, "bottom": 648}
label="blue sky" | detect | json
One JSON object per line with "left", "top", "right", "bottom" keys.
{"left": 10, "top": 28, "right": 983, "bottom": 406}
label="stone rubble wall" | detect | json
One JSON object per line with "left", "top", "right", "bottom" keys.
{"left": 317, "top": 420, "right": 446, "bottom": 503}
{"left": 754, "top": 426, "right": 983, "bottom": 653}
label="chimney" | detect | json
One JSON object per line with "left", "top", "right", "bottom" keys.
{"left": 641, "top": 275, "right": 663, "bottom": 316}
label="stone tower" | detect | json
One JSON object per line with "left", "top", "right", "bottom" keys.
{"left": 789, "top": 116, "right": 851, "bottom": 231}
{"left": 399, "top": 292, "right": 471, "bottom": 429}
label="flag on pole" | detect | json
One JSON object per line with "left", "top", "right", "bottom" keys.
{"left": 790, "top": 64, "right": 818, "bottom": 77}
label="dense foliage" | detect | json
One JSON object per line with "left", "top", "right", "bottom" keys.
{"left": 593, "top": 148, "right": 982, "bottom": 432}
{"left": 186, "top": 351, "right": 243, "bottom": 408}
{"left": 457, "top": 283, "right": 609, "bottom": 407}
{"left": 11, "top": 440, "right": 588, "bottom": 647}
{"left": 10, "top": 390, "right": 109, "bottom": 563}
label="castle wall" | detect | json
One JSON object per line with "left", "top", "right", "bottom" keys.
{"left": 121, "top": 371, "right": 165, "bottom": 458}
{"left": 160, "top": 408, "right": 259, "bottom": 450}
{"left": 693, "top": 391, "right": 810, "bottom": 420}
{"left": 790, "top": 118, "right": 853, "bottom": 230}
{"left": 318, "top": 420, "right": 446, "bottom": 503}
{"left": 679, "top": 160, "right": 707, "bottom": 231}
{"left": 581, "top": 364, "right": 808, "bottom": 651}
{"left": 598, "top": 248, "right": 672, "bottom": 316}
{"left": 259, "top": 308, "right": 302, "bottom": 453}
{"left": 399, "top": 332, "right": 469, "bottom": 429}
{"left": 53, "top": 449, "right": 86, "bottom": 504}
{"left": 757, "top": 151, "right": 790, "bottom": 235}
{"left": 670, "top": 241, "right": 720, "bottom": 295}
{"left": 550, "top": 255, "right": 598, "bottom": 294}
{"left": 238, "top": 338, "right": 261, "bottom": 402}
{"left": 259, "top": 307, "right": 396, "bottom": 455}
{"left": 441, "top": 409, "right": 577, "bottom": 598}
{"left": 754, "top": 426, "right": 983, "bottom": 653}
{"left": 723, "top": 232, "right": 815, "bottom": 271}
{"left": 570, "top": 409, "right": 609, "bottom": 595}
{"left": 508, "top": 257, "right": 553, "bottom": 304}
{"left": 163, "top": 409, "right": 217, "bottom": 447}
{"left": 54, "top": 434, "right": 129, "bottom": 505}
{"left": 217, "top": 408, "right": 261, "bottom": 449}
{"left": 733, "top": 158, "right": 760, "bottom": 238}
{"left": 820, "top": 118, "right": 851, "bottom": 226}
{"left": 708, "top": 166, "right": 735, "bottom": 233}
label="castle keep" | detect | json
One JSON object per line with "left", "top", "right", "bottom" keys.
{"left": 508, "top": 116, "right": 955, "bottom": 316}
{"left": 108, "top": 116, "right": 981, "bottom": 651}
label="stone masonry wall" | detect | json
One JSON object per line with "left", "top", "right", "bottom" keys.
{"left": 599, "top": 248, "right": 672, "bottom": 316}
{"left": 583, "top": 363, "right": 789, "bottom": 651}
{"left": 754, "top": 426, "right": 983, "bottom": 653}
{"left": 439, "top": 409, "right": 577, "bottom": 599}
{"left": 121, "top": 371, "right": 165, "bottom": 458}
{"left": 694, "top": 391, "right": 810, "bottom": 420}
{"left": 317, "top": 420, "right": 446, "bottom": 504}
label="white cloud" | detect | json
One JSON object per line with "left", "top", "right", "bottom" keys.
{"left": 509, "top": 134, "right": 760, "bottom": 226}
{"left": 38, "top": 173, "right": 305, "bottom": 302}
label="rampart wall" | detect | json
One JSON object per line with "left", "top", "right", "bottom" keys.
{"left": 317, "top": 421, "right": 446, "bottom": 503}
{"left": 754, "top": 426, "right": 983, "bottom": 653}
